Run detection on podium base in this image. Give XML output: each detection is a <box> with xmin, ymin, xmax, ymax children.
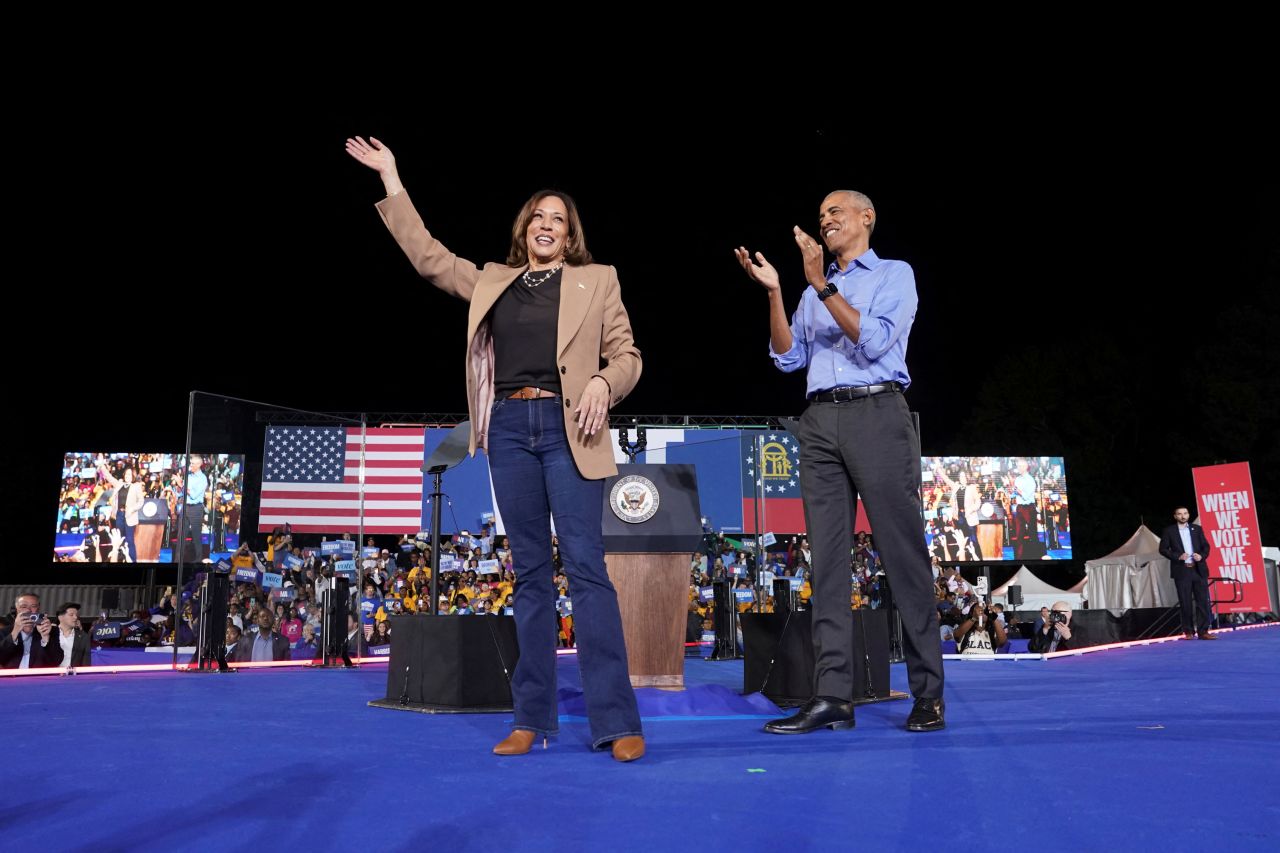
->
<box><xmin>630</xmin><ymin>674</ymin><xmax>684</xmax><ymax>689</ymax></box>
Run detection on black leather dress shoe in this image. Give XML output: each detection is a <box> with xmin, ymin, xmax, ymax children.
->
<box><xmin>763</xmin><ymin>697</ymin><xmax>855</xmax><ymax>734</ymax></box>
<box><xmin>906</xmin><ymin>697</ymin><xmax>945</xmax><ymax>732</ymax></box>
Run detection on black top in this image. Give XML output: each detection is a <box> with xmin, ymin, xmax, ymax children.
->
<box><xmin>491</xmin><ymin>267</ymin><xmax>563</xmax><ymax>398</ymax></box>
<box><xmin>117</xmin><ymin>486</ymin><xmax>129</xmax><ymax>512</ymax></box>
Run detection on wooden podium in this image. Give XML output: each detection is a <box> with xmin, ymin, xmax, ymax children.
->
<box><xmin>134</xmin><ymin>498</ymin><xmax>169</xmax><ymax>562</ymax></box>
<box><xmin>976</xmin><ymin>520</ymin><xmax>1004</xmax><ymax>562</ymax></box>
<box><xmin>602</xmin><ymin>464</ymin><xmax>703</xmax><ymax>690</ymax></box>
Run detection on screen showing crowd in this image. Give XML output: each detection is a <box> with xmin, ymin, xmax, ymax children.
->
<box><xmin>921</xmin><ymin>456</ymin><xmax>1070</xmax><ymax>562</ymax></box>
<box><xmin>54</xmin><ymin>452</ymin><xmax>244</xmax><ymax>564</ymax></box>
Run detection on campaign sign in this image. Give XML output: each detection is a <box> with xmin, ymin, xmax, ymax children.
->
<box><xmin>1193</xmin><ymin>462</ymin><xmax>1273</xmax><ymax>613</ymax></box>
<box><xmin>93</xmin><ymin>623</ymin><xmax>122</xmax><ymax>641</ymax></box>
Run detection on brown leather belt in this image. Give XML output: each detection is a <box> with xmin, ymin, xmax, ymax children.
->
<box><xmin>507</xmin><ymin>386</ymin><xmax>558</xmax><ymax>400</ymax></box>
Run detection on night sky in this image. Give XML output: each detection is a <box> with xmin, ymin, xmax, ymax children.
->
<box><xmin>16</xmin><ymin>87</ymin><xmax>1277</xmax><ymax>586</ymax></box>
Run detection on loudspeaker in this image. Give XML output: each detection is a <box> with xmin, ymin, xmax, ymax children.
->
<box><xmin>102</xmin><ymin>588</ymin><xmax>119</xmax><ymax>611</ymax></box>
<box><xmin>772</xmin><ymin>578</ymin><xmax>796</xmax><ymax>614</ymax></box>
<box><xmin>203</xmin><ymin>573</ymin><xmax>229</xmax><ymax>641</ymax></box>
<box><xmin>326</xmin><ymin>576</ymin><xmax>351</xmax><ymax>641</ymax></box>
<box><xmin>376</xmin><ymin>615</ymin><xmax>519</xmax><ymax>712</ymax></box>
<box><xmin>742</xmin><ymin>610</ymin><xmax>891</xmax><ymax>706</ymax></box>
<box><xmin>709</xmin><ymin>578</ymin><xmax>738</xmax><ymax>659</ymax></box>
<box><xmin>198</xmin><ymin>572</ymin><xmax>230</xmax><ymax>668</ymax></box>
<box><xmin>1008</xmin><ymin>585</ymin><xmax>1023</xmax><ymax>607</ymax></box>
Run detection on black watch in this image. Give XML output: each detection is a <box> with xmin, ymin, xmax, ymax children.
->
<box><xmin>816</xmin><ymin>283</ymin><xmax>839</xmax><ymax>301</ymax></box>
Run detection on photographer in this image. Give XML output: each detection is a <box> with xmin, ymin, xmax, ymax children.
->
<box><xmin>1028</xmin><ymin>601</ymin><xmax>1076</xmax><ymax>653</ymax></box>
<box><xmin>231</xmin><ymin>542</ymin><xmax>255</xmax><ymax>570</ymax></box>
<box><xmin>954</xmin><ymin>600</ymin><xmax>1007</xmax><ymax>656</ymax></box>
<box><xmin>267</xmin><ymin>525</ymin><xmax>292</xmax><ymax>569</ymax></box>
<box><xmin>1</xmin><ymin>593</ymin><xmax>60</xmax><ymax>669</ymax></box>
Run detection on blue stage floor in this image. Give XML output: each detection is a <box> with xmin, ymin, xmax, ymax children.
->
<box><xmin>4</xmin><ymin>628</ymin><xmax>1277</xmax><ymax>850</ymax></box>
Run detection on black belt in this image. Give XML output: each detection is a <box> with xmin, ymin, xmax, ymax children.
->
<box><xmin>809</xmin><ymin>382</ymin><xmax>903</xmax><ymax>403</ymax></box>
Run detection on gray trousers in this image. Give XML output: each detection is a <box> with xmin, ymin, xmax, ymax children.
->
<box><xmin>798</xmin><ymin>392</ymin><xmax>944</xmax><ymax>700</ymax></box>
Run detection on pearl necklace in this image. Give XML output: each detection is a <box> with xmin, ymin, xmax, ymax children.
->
<box><xmin>522</xmin><ymin>261</ymin><xmax>564</xmax><ymax>288</ymax></box>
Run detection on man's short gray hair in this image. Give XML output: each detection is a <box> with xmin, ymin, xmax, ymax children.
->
<box><xmin>826</xmin><ymin>190</ymin><xmax>876</xmax><ymax>234</ymax></box>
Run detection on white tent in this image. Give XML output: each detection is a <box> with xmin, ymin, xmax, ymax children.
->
<box><xmin>991</xmin><ymin>565</ymin><xmax>1081</xmax><ymax>612</ymax></box>
<box><xmin>1083</xmin><ymin>525</ymin><xmax>1178</xmax><ymax>611</ymax></box>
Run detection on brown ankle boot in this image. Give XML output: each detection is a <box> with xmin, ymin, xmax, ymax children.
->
<box><xmin>493</xmin><ymin>730</ymin><xmax>545</xmax><ymax>755</ymax></box>
<box><xmin>611</xmin><ymin>735</ymin><xmax>645</xmax><ymax>762</ymax></box>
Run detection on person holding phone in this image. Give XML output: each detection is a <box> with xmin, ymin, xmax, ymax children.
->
<box><xmin>1</xmin><ymin>593</ymin><xmax>60</xmax><ymax>668</ymax></box>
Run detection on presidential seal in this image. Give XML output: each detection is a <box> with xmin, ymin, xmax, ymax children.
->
<box><xmin>610</xmin><ymin>475</ymin><xmax>659</xmax><ymax>524</ymax></box>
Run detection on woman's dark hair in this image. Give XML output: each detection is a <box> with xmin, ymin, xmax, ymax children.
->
<box><xmin>506</xmin><ymin>189</ymin><xmax>593</xmax><ymax>267</ymax></box>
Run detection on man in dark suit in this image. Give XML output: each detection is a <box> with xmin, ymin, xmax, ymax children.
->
<box><xmin>233</xmin><ymin>609</ymin><xmax>291</xmax><ymax>662</ymax></box>
<box><xmin>1158</xmin><ymin>506</ymin><xmax>1217</xmax><ymax>640</ymax></box>
<box><xmin>345</xmin><ymin>612</ymin><xmax>367</xmax><ymax>658</ymax></box>
<box><xmin>1</xmin><ymin>593</ymin><xmax>62</xmax><ymax>669</ymax></box>
<box><xmin>52</xmin><ymin>602</ymin><xmax>92</xmax><ymax>668</ymax></box>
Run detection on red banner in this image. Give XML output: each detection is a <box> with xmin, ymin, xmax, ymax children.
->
<box><xmin>1192</xmin><ymin>462</ymin><xmax>1272</xmax><ymax>613</ymax></box>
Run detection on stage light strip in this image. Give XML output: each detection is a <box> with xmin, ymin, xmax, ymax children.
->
<box><xmin>1043</xmin><ymin>631</ymin><xmax>1226</xmax><ymax>659</ymax></box>
<box><xmin>0</xmin><ymin>656</ymin><xmax>391</xmax><ymax>678</ymax></box>
<box><xmin>946</xmin><ymin>622</ymin><xmax>1280</xmax><ymax>662</ymax></box>
<box><xmin>943</xmin><ymin>654</ymin><xmax>1047</xmax><ymax>661</ymax></box>
<box><xmin>1209</xmin><ymin>622</ymin><xmax>1280</xmax><ymax>634</ymax></box>
<box><xmin>0</xmin><ymin>663</ymin><xmax>176</xmax><ymax>677</ymax></box>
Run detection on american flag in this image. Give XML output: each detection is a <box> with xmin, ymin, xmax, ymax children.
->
<box><xmin>258</xmin><ymin>426</ymin><xmax>425</xmax><ymax>534</ymax></box>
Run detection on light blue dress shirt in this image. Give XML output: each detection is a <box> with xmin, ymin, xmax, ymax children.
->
<box><xmin>770</xmin><ymin>248</ymin><xmax>918</xmax><ymax>395</ymax></box>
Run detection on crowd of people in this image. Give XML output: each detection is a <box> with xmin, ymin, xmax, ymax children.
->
<box><xmin>19</xmin><ymin>522</ymin><xmax>1277</xmax><ymax>669</ymax></box>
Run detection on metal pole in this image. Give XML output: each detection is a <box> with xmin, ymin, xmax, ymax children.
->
<box><xmin>357</xmin><ymin>415</ymin><xmax>367</xmax><ymax>625</ymax></box>
<box><xmin>172</xmin><ymin>391</ymin><xmax>196</xmax><ymax>671</ymax></box>
<box><xmin>429</xmin><ymin>471</ymin><xmax>444</xmax><ymax>615</ymax></box>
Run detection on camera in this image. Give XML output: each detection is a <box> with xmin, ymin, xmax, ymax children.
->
<box><xmin>1050</xmin><ymin>610</ymin><xmax>1067</xmax><ymax>625</ymax></box>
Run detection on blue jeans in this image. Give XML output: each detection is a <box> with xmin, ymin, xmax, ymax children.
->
<box><xmin>114</xmin><ymin>511</ymin><xmax>137</xmax><ymax>563</ymax></box>
<box><xmin>487</xmin><ymin>396</ymin><xmax>642</xmax><ymax>748</ymax></box>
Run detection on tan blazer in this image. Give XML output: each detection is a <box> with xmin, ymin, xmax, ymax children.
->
<box><xmin>375</xmin><ymin>191</ymin><xmax>641</xmax><ymax>480</ymax></box>
<box><xmin>100</xmin><ymin>468</ymin><xmax>146</xmax><ymax>526</ymax></box>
